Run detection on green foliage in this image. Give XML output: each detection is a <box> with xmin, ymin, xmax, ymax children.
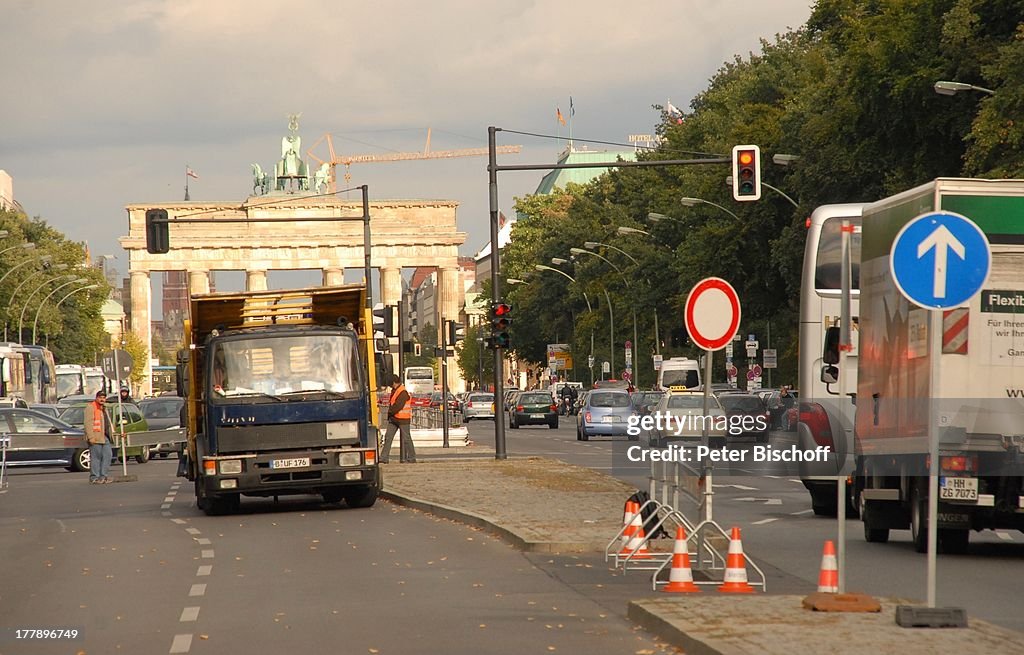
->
<box><xmin>454</xmin><ymin>324</ymin><xmax>494</xmax><ymax>389</ymax></box>
<box><xmin>120</xmin><ymin>330</ymin><xmax>149</xmax><ymax>387</ymax></box>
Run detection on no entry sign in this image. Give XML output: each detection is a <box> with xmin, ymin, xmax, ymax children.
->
<box><xmin>684</xmin><ymin>277</ymin><xmax>741</xmax><ymax>352</ymax></box>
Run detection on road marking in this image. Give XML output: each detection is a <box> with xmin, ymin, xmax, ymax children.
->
<box><xmin>196</xmin><ymin>565</ymin><xmax>212</xmax><ymax>576</ymax></box>
<box><xmin>788</xmin><ymin>479</ymin><xmax>802</xmax><ymax>483</ymax></box>
<box><xmin>168</xmin><ymin>490</ymin><xmax>177</xmax><ymax>496</ymax></box>
<box><xmin>186</xmin><ymin>528</ymin><xmax>201</xmax><ymax>535</ymax></box>
<box><xmin>170</xmin><ymin>633</ymin><xmax>193</xmax><ymax>653</ymax></box>
<box><xmin>164</xmin><ymin>496</ymin><xmax>176</xmax><ymax>502</ymax></box>
<box><xmin>179</xmin><ymin>607</ymin><xmax>200</xmax><ymax>622</ymax></box>
<box><xmin>196</xmin><ymin>537</ymin><xmax>211</xmax><ymax>545</ymax></box>
<box><xmin>189</xmin><ymin>584</ymin><xmax>206</xmax><ymax>597</ymax></box>
<box><xmin>752</xmin><ymin>518</ymin><xmax>779</xmax><ymax>525</ymax></box>
<box><xmin>790</xmin><ymin>509</ymin><xmax>814</xmax><ymax>516</ymax></box>
<box><xmin>171</xmin><ymin>518</ymin><xmax>187</xmax><ymax>525</ymax></box>
<box><xmin>996</xmin><ymin>531</ymin><xmax>1013</xmax><ymax>541</ymax></box>
<box><xmin>162</xmin><ymin>511</ymin><xmax>172</xmax><ymax>517</ymax></box>
<box><xmin>734</xmin><ymin>497</ymin><xmax>782</xmax><ymax>505</ymax></box>
<box><xmin>201</xmin><ymin>549</ymin><xmax>215</xmax><ymax>559</ymax></box>
<box><xmin>714</xmin><ymin>483</ymin><xmax>758</xmax><ymax>491</ymax></box>
<box><xmin>161</xmin><ymin>503</ymin><xmax>172</xmax><ymax>509</ymax></box>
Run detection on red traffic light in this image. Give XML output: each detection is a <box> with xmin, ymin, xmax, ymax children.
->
<box><xmin>492</xmin><ymin>303</ymin><xmax>512</xmax><ymax>316</ymax></box>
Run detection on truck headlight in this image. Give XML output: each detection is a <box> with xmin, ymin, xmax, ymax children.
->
<box><xmin>219</xmin><ymin>460</ymin><xmax>242</xmax><ymax>475</ymax></box>
<box><xmin>338</xmin><ymin>452</ymin><xmax>361</xmax><ymax>467</ymax></box>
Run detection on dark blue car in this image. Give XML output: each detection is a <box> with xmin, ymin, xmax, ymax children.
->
<box><xmin>0</xmin><ymin>408</ymin><xmax>87</xmax><ymax>472</ymax></box>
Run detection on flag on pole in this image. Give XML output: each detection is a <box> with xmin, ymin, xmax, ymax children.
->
<box><xmin>186</xmin><ymin>167</ymin><xmax>199</xmax><ymax>179</ymax></box>
<box><xmin>569</xmin><ymin>96</ymin><xmax>575</xmax><ymax>117</ymax></box>
<box><xmin>665</xmin><ymin>100</ymin><xmax>684</xmax><ymax>124</ymax></box>
<box><xmin>556</xmin><ymin>108</ymin><xmax>566</xmax><ymax>126</ymax></box>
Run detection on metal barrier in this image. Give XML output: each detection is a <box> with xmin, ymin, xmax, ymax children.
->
<box><xmin>410</xmin><ymin>407</ymin><xmax>463</xmax><ymax>429</ymax></box>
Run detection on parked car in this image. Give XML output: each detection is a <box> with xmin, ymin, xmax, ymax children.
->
<box><xmin>508</xmin><ymin>391</ymin><xmax>558</xmax><ymax>429</ymax></box>
<box><xmin>57</xmin><ymin>402</ymin><xmax>151</xmax><ymax>465</ymax></box>
<box><xmin>631</xmin><ymin>390</ymin><xmax>664</xmax><ymax>416</ymax></box>
<box><xmin>139</xmin><ymin>396</ymin><xmax>185</xmax><ymax>458</ymax></box>
<box><xmin>462</xmin><ymin>393</ymin><xmax>495</xmax><ymax>421</ymax></box>
<box><xmin>502</xmin><ymin>388</ymin><xmax>521</xmax><ymax>411</ymax></box>
<box><xmin>409</xmin><ymin>394</ymin><xmax>432</xmax><ymax>409</ymax></box>
<box><xmin>716</xmin><ymin>393</ymin><xmax>771</xmax><ymax>442</ymax></box>
<box><xmin>57</xmin><ymin>393</ymin><xmax>97</xmax><ymax>406</ymax></box>
<box><xmin>647</xmin><ymin>391</ymin><xmax>728</xmax><ymax>448</ymax></box>
<box><xmin>428</xmin><ymin>391</ymin><xmax>459</xmax><ymax>412</ymax></box>
<box><xmin>576</xmin><ymin>389</ymin><xmax>638</xmax><ymax>441</ymax></box>
<box><xmin>0</xmin><ymin>408</ymin><xmax>87</xmax><ymax>471</ymax></box>
<box><xmin>28</xmin><ymin>403</ymin><xmax>62</xmax><ymax>418</ymax></box>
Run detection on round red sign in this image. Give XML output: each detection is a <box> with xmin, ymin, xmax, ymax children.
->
<box><xmin>684</xmin><ymin>277</ymin><xmax>741</xmax><ymax>352</ymax></box>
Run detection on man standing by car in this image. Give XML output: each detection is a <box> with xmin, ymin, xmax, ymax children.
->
<box><xmin>381</xmin><ymin>374</ymin><xmax>416</xmax><ymax>464</ymax></box>
<box><xmin>85</xmin><ymin>390</ymin><xmax>114</xmax><ymax>484</ymax></box>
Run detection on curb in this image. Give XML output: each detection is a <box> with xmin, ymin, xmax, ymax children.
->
<box><xmin>626</xmin><ymin>601</ymin><xmax>739</xmax><ymax>655</ymax></box>
<box><xmin>380</xmin><ymin>488</ymin><xmax>607</xmax><ymax>553</ymax></box>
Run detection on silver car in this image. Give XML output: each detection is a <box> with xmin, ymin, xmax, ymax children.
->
<box><xmin>648</xmin><ymin>391</ymin><xmax>728</xmax><ymax>447</ymax></box>
<box><xmin>462</xmin><ymin>393</ymin><xmax>495</xmax><ymax>421</ymax></box>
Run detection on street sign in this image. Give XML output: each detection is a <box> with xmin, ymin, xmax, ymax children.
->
<box><xmin>727</xmin><ymin>364</ymin><xmax>738</xmax><ymax>378</ymax></box>
<box><xmin>684</xmin><ymin>277</ymin><xmax>741</xmax><ymax>352</ymax></box>
<box><xmin>588</xmin><ymin>355</ymin><xmax>595</xmax><ymax>368</ymax></box>
<box><xmin>602</xmin><ymin>361</ymin><xmax>610</xmax><ymax>374</ymax></box>
<box><xmin>763</xmin><ymin>349</ymin><xmax>777</xmax><ymax>369</ymax></box>
<box><xmin>725</xmin><ymin>343</ymin><xmax>733</xmax><ymax>357</ymax></box>
<box><xmin>101</xmin><ymin>349</ymin><xmax>133</xmax><ymax>381</ymax></box>
<box><xmin>751</xmin><ymin>364</ymin><xmax>763</xmax><ymax>377</ymax></box>
<box><xmin>746</xmin><ymin>369</ymin><xmax>755</xmax><ymax>381</ymax></box>
<box><xmin>652</xmin><ymin>354</ymin><xmax>663</xmax><ymax>369</ymax></box>
<box><xmin>890</xmin><ymin>211</ymin><xmax>991</xmax><ymax>309</ymax></box>
<box><xmin>744</xmin><ymin>340</ymin><xmax>759</xmax><ymax>350</ymax></box>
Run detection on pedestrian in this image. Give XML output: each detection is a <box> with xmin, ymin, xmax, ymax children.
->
<box><xmin>380</xmin><ymin>374</ymin><xmax>416</xmax><ymax>464</ymax></box>
<box><xmin>85</xmin><ymin>389</ymin><xmax>114</xmax><ymax>484</ymax></box>
<box><xmin>777</xmin><ymin>385</ymin><xmax>795</xmax><ymax>429</ymax></box>
<box><xmin>118</xmin><ymin>384</ymin><xmax>134</xmax><ymax>405</ymax></box>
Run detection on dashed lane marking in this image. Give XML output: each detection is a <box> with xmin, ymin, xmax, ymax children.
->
<box><xmin>752</xmin><ymin>518</ymin><xmax>779</xmax><ymax>525</ymax></box>
<box><xmin>179</xmin><ymin>607</ymin><xmax>200</xmax><ymax>622</ymax></box>
<box><xmin>189</xmin><ymin>584</ymin><xmax>207</xmax><ymax>597</ymax></box>
<box><xmin>170</xmin><ymin>633</ymin><xmax>193</xmax><ymax>653</ymax></box>
<box><xmin>196</xmin><ymin>565</ymin><xmax>212</xmax><ymax>576</ymax></box>
<box><xmin>196</xmin><ymin>537</ymin><xmax>211</xmax><ymax>545</ymax></box>
<box><xmin>186</xmin><ymin>528</ymin><xmax>201</xmax><ymax>535</ymax></box>
<box><xmin>201</xmin><ymin>550</ymin><xmax>215</xmax><ymax>559</ymax></box>
<box><xmin>790</xmin><ymin>509</ymin><xmax>814</xmax><ymax>516</ymax></box>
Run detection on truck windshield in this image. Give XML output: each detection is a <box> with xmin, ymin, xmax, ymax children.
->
<box><xmin>662</xmin><ymin>369</ymin><xmax>699</xmax><ymax>388</ymax></box>
<box><xmin>210</xmin><ymin>333</ymin><xmax>361</xmax><ymax>401</ymax></box>
<box><xmin>57</xmin><ymin>373</ymin><xmax>80</xmax><ymax>398</ymax></box>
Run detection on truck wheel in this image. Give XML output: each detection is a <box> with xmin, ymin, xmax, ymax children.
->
<box><xmin>135</xmin><ymin>449</ymin><xmax>150</xmax><ymax>464</ymax></box>
<box><xmin>939</xmin><ymin>529</ymin><xmax>969</xmax><ymax>554</ymax></box>
<box><xmin>345</xmin><ymin>484</ymin><xmax>378</xmax><ymax>509</ymax></box>
<box><xmin>810</xmin><ymin>487</ymin><xmax>837</xmax><ymax>517</ymax></box>
<box><xmin>194</xmin><ymin>478</ymin><xmax>209</xmax><ymax>511</ymax></box>
<box><xmin>204</xmin><ymin>493</ymin><xmax>239</xmax><ymax>516</ymax></box>
<box><xmin>910</xmin><ymin>487</ymin><xmax>928</xmax><ymax>553</ymax></box>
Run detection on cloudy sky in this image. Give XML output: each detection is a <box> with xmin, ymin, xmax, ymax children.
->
<box><xmin>1</xmin><ymin>0</ymin><xmax>813</xmax><ymax>288</ymax></box>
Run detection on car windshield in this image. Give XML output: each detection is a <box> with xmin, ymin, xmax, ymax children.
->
<box><xmin>520</xmin><ymin>394</ymin><xmax>552</xmax><ymax>404</ymax></box>
<box><xmin>666</xmin><ymin>395</ymin><xmax>707</xmax><ymax>409</ymax></box>
<box><xmin>141</xmin><ymin>399</ymin><xmax>183</xmax><ymax>419</ymax></box>
<box><xmin>209</xmin><ymin>333</ymin><xmax>361</xmax><ymax>401</ymax></box>
<box><xmin>468</xmin><ymin>394</ymin><xmax>493</xmax><ymax>402</ymax></box>
<box><xmin>589</xmin><ymin>392</ymin><xmax>631</xmax><ymax>408</ymax></box>
<box><xmin>719</xmin><ymin>396</ymin><xmax>765</xmax><ymax>412</ymax></box>
<box><xmin>56</xmin><ymin>373</ymin><xmax>80</xmax><ymax>398</ymax></box>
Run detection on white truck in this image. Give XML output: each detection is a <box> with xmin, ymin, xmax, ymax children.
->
<box><xmin>854</xmin><ymin>178</ymin><xmax>1024</xmax><ymax>553</ymax></box>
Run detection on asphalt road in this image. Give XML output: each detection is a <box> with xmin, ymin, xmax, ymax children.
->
<box><xmin>0</xmin><ymin>459</ymin><xmax>675</xmax><ymax>655</ymax></box>
<box><xmin>467</xmin><ymin>414</ymin><xmax>1024</xmax><ymax>632</ymax></box>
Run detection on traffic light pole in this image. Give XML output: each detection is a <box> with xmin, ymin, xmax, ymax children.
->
<box><xmin>441</xmin><ymin>318</ymin><xmax>450</xmax><ymax>448</ymax></box>
<box><xmin>488</xmin><ymin>128</ymin><xmax>507</xmax><ymax>460</ymax></box>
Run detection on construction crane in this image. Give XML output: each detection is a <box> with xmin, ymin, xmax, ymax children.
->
<box><xmin>305</xmin><ymin>128</ymin><xmax>522</xmax><ymax>192</ymax></box>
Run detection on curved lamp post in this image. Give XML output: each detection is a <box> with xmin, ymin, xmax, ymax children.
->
<box><xmin>934</xmin><ymin>80</ymin><xmax>995</xmax><ymax>96</ymax></box>
<box><xmin>19</xmin><ymin>274</ymin><xmax>77</xmax><ymax>340</ymax></box>
<box><xmin>591</xmin><ymin>238</ymin><xmax>661</xmax><ymax>362</ymax></box>
<box><xmin>0</xmin><ymin>240</ymin><xmax>34</xmax><ymax>261</ymax></box>
<box><xmin>0</xmin><ymin>249</ymin><xmax>46</xmax><ymax>288</ymax></box>
<box><xmin>2</xmin><ymin>254</ymin><xmax>53</xmax><ymax>340</ymax></box>
<box><xmin>647</xmin><ymin>212</ymin><xmax>685</xmax><ymax>227</ymax></box>
<box><xmin>550</xmin><ymin>257</ymin><xmax>614</xmax><ymax>377</ymax></box>
<box><xmin>571</xmin><ymin>246</ymin><xmax>636</xmax><ymax>381</ymax></box>
<box><xmin>535</xmin><ymin>264</ymin><xmax>597</xmax><ymax>385</ymax></box>
<box><xmin>680</xmin><ymin>196</ymin><xmax>740</xmax><ymax>220</ymax></box>
<box><xmin>619</xmin><ymin>226</ymin><xmax>652</xmax><ymax>237</ymax></box>
<box><xmin>33</xmin><ymin>279</ymin><xmax>94</xmax><ymax>344</ymax></box>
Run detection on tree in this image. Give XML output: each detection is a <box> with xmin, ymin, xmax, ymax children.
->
<box><xmin>455</xmin><ymin>324</ymin><xmax>494</xmax><ymax>390</ymax></box>
<box><xmin>120</xmin><ymin>329</ymin><xmax>149</xmax><ymax>388</ymax></box>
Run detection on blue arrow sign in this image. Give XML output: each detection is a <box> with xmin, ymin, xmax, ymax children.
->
<box><xmin>890</xmin><ymin>211</ymin><xmax>990</xmax><ymax>309</ymax></box>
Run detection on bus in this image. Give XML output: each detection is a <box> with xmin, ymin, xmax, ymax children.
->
<box><xmin>796</xmin><ymin>203</ymin><xmax>865</xmax><ymax>516</ymax></box>
<box><xmin>0</xmin><ymin>342</ymin><xmax>30</xmax><ymax>405</ymax></box>
<box><xmin>56</xmin><ymin>364</ymin><xmax>85</xmax><ymax>399</ymax></box>
<box><xmin>403</xmin><ymin>366</ymin><xmax>435</xmax><ymax>396</ymax></box>
<box><xmin>22</xmin><ymin>345</ymin><xmax>57</xmax><ymax>404</ymax></box>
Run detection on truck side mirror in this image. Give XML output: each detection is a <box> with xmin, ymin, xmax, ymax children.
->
<box><xmin>821</xmin><ymin>364</ymin><xmax>838</xmax><ymax>385</ymax></box>
<box><xmin>822</xmin><ymin>326</ymin><xmax>840</xmax><ymax>365</ymax></box>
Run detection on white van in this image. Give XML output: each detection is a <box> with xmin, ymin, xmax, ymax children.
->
<box><xmin>656</xmin><ymin>357</ymin><xmax>701</xmax><ymax>390</ymax></box>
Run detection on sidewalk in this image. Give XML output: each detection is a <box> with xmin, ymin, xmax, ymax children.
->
<box><xmin>381</xmin><ymin>452</ymin><xmax>1024</xmax><ymax>654</ymax></box>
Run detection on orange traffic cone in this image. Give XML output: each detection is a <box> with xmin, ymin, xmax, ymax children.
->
<box><xmin>663</xmin><ymin>526</ymin><xmax>700</xmax><ymax>593</ymax></box>
<box><xmin>619</xmin><ymin>501</ymin><xmax>638</xmax><ymax>555</ymax></box>
<box><xmin>817</xmin><ymin>540</ymin><xmax>838</xmax><ymax>593</ymax></box>
<box><xmin>718</xmin><ymin>527</ymin><xmax>755</xmax><ymax>593</ymax></box>
<box><xmin>621</xmin><ymin>502</ymin><xmax>652</xmax><ymax>559</ymax></box>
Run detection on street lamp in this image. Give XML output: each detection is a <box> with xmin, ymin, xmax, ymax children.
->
<box><xmin>583</xmin><ymin>241</ymin><xmax>639</xmax><ymax>266</ymax></box>
<box><xmin>33</xmin><ymin>278</ymin><xmax>92</xmax><ymax>344</ymax></box>
<box><xmin>0</xmin><ymin>240</ymin><xmax>34</xmax><ymax>260</ymax></box>
<box><xmin>583</xmin><ymin>241</ymin><xmax>646</xmax><ymax>382</ymax></box>
<box><xmin>934</xmin><ymin>80</ymin><xmax>995</xmax><ymax>96</ymax></box>
<box><xmin>535</xmin><ymin>264</ymin><xmax>597</xmax><ymax>385</ymax></box>
<box><xmin>4</xmin><ymin>262</ymin><xmax>66</xmax><ymax>340</ymax></box>
<box><xmin>772</xmin><ymin>153</ymin><xmax>801</xmax><ymax>166</ymax></box>
<box><xmin>679</xmin><ymin>196</ymin><xmax>740</xmax><ymax>220</ymax></box>
<box><xmin>0</xmin><ymin>250</ymin><xmax>47</xmax><ymax>288</ymax></box>
<box><xmin>0</xmin><ymin>231</ymin><xmax>9</xmax><ymax>239</ymax></box>
<box><xmin>646</xmin><ymin>212</ymin><xmax>686</xmax><ymax>227</ymax></box>
<box><xmin>506</xmin><ymin>278</ymin><xmax>528</xmax><ymax>285</ymax></box>
<box><xmin>553</xmin><ymin>256</ymin><xmax>615</xmax><ymax>378</ymax></box>
<box><xmin>619</xmin><ymin>226</ymin><xmax>652</xmax><ymax>237</ymax></box>
<box><xmin>19</xmin><ymin>274</ymin><xmax>77</xmax><ymax>341</ymax></box>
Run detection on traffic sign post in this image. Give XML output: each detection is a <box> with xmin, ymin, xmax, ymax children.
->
<box><xmin>684</xmin><ymin>277</ymin><xmax>741</xmax><ymax>555</ymax></box>
<box><xmin>891</xmin><ymin>211</ymin><xmax>991</xmax><ymax>610</ymax></box>
<box><xmin>763</xmin><ymin>349</ymin><xmax>777</xmax><ymax>369</ymax></box>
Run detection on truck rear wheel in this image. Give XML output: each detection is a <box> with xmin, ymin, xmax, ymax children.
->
<box><xmin>345</xmin><ymin>484</ymin><xmax>378</xmax><ymax>508</ymax></box>
<box><xmin>861</xmin><ymin>496</ymin><xmax>890</xmax><ymax>543</ymax></box>
<box><xmin>910</xmin><ymin>487</ymin><xmax>928</xmax><ymax>553</ymax></box>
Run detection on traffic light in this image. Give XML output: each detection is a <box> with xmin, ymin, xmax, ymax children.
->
<box><xmin>145</xmin><ymin>208</ymin><xmax>170</xmax><ymax>254</ymax></box>
<box><xmin>447</xmin><ymin>321</ymin><xmax>465</xmax><ymax>345</ymax></box>
<box><xmin>731</xmin><ymin>145</ymin><xmax>761</xmax><ymax>201</ymax></box>
<box><xmin>489</xmin><ymin>302</ymin><xmax>512</xmax><ymax>349</ymax></box>
<box><xmin>372</xmin><ymin>304</ymin><xmax>397</xmax><ymax>337</ymax></box>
